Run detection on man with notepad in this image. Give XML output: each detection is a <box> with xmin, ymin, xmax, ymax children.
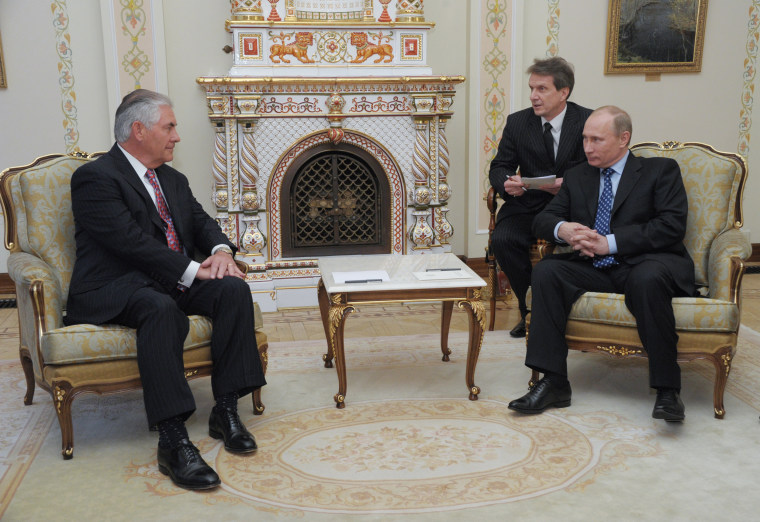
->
<box><xmin>489</xmin><ymin>57</ymin><xmax>592</xmax><ymax>338</ymax></box>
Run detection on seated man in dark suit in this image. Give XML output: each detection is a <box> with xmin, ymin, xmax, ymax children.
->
<box><xmin>65</xmin><ymin>89</ymin><xmax>266</xmax><ymax>489</ymax></box>
<box><xmin>489</xmin><ymin>56</ymin><xmax>592</xmax><ymax>338</ymax></box>
<box><xmin>508</xmin><ymin>106</ymin><xmax>696</xmax><ymax>421</ymax></box>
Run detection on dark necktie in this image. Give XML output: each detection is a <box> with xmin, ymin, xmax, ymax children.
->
<box><xmin>593</xmin><ymin>168</ymin><xmax>618</xmax><ymax>269</ymax></box>
<box><xmin>145</xmin><ymin>169</ymin><xmax>183</xmax><ymax>253</ymax></box>
<box><xmin>543</xmin><ymin>122</ymin><xmax>555</xmax><ymax>164</ymax></box>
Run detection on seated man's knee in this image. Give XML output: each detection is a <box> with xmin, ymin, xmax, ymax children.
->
<box><xmin>626</xmin><ymin>263</ymin><xmax>673</xmax><ymax>298</ymax></box>
<box><xmin>219</xmin><ymin>276</ymin><xmax>251</xmax><ymax>301</ymax></box>
<box><xmin>532</xmin><ymin>258</ymin><xmax>561</xmax><ymax>284</ymax></box>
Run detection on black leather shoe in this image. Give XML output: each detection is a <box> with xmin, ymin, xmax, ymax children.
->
<box><xmin>209</xmin><ymin>407</ymin><xmax>258</xmax><ymax>454</ymax></box>
<box><xmin>157</xmin><ymin>439</ymin><xmax>220</xmax><ymax>490</ymax></box>
<box><xmin>509</xmin><ymin>318</ymin><xmax>526</xmax><ymax>338</ymax></box>
<box><xmin>652</xmin><ymin>389</ymin><xmax>685</xmax><ymax>422</ymax></box>
<box><xmin>508</xmin><ymin>377</ymin><xmax>572</xmax><ymax>414</ymax></box>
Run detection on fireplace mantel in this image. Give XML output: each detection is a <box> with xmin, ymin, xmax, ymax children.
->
<box><xmin>197</xmin><ymin>1</ymin><xmax>464</xmax><ymax>310</ymax></box>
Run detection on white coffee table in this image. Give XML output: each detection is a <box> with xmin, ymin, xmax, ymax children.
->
<box><xmin>317</xmin><ymin>253</ymin><xmax>487</xmax><ymax>408</ymax></box>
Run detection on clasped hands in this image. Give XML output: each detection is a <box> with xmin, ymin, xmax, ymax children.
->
<box><xmin>197</xmin><ymin>251</ymin><xmax>245</xmax><ymax>280</ymax></box>
<box><xmin>503</xmin><ymin>174</ymin><xmax>563</xmax><ymax>197</ymax></box>
<box><xmin>558</xmin><ymin>222</ymin><xmax>610</xmax><ymax>259</ymax></box>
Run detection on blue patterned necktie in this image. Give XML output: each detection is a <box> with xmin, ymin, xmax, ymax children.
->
<box><xmin>593</xmin><ymin>168</ymin><xmax>618</xmax><ymax>269</ymax></box>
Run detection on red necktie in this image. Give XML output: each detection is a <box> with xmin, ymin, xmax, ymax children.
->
<box><xmin>145</xmin><ymin>169</ymin><xmax>183</xmax><ymax>253</ymax></box>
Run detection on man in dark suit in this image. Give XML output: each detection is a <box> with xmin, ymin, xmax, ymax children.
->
<box><xmin>489</xmin><ymin>56</ymin><xmax>592</xmax><ymax>338</ymax></box>
<box><xmin>65</xmin><ymin>89</ymin><xmax>266</xmax><ymax>489</ymax></box>
<box><xmin>508</xmin><ymin>106</ymin><xmax>695</xmax><ymax>421</ymax></box>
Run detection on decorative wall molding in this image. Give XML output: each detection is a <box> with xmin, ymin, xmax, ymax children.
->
<box><xmin>546</xmin><ymin>0</ymin><xmax>560</xmax><ymax>57</ymax></box>
<box><xmin>477</xmin><ymin>0</ymin><xmax>512</xmax><ymax>231</ymax></box>
<box><xmin>100</xmin><ymin>0</ymin><xmax>167</xmax><ymax>132</ymax></box>
<box><xmin>738</xmin><ymin>0</ymin><xmax>760</xmax><ymax>159</ymax></box>
<box><xmin>51</xmin><ymin>0</ymin><xmax>80</xmax><ymax>153</ymax></box>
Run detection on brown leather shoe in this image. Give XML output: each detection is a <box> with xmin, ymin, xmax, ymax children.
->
<box><xmin>509</xmin><ymin>317</ymin><xmax>526</xmax><ymax>338</ymax></box>
<box><xmin>508</xmin><ymin>377</ymin><xmax>571</xmax><ymax>413</ymax></box>
<box><xmin>209</xmin><ymin>407</ymin><xmax>258</xmax><ymax>454</ymax></box>
<box><xmin>157</xmin><ymin>439</ymin><xmax>220</xmax><ymax>490</ymax></box>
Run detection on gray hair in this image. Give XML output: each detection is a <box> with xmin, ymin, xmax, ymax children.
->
<box><xmin>114</xmin><ymin>89</ymin><xmax>173</xmax><ymax>143</ymax></box>
<box><xmin>527</xmin><ymin>56</ymin><xmax>576</xmax><ymax>97</ymax></box>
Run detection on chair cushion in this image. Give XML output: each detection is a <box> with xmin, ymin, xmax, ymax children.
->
<box><xmin>41</xmin><ymin>315</ymin><xmax>214</xmax><ymax>365</ymax></box>
<box><xmin>41</xmin><ymin>303</ymin><xmax>265</xmax><ymax>365</ymax></box>
<box><xmin>567</xmin><ymin>292</ymin><xmax>740</xmax><ymax>333</ymax></box>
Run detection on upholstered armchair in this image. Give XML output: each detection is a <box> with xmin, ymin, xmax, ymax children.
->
<box><xmin>1</xmin><ymin>152</ymin><xmax>269</xmax><ymax>459</ymax></box>
<box><xmin>526</xmin><ymin>141</ymin><xmax>750</xmax><ymax>418</ymax></box>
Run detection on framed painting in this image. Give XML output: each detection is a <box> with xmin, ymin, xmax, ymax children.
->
<box><xmin>0</xmin><ymin>30</ymin><xmax>6</xmax><ymax>88</ymax></box>
<box><xmin>605</xmin><ymin>0</ymin><xmax>708</xmax><ymax>74</ymax></box>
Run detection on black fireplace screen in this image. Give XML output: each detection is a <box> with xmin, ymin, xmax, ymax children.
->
<box><xmin>282</xmin><ymin>147</ymin><xmax>390</xmax><ymax>257</ymax></box>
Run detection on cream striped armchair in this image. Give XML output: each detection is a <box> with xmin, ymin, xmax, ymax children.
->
<box><xmin>1</xmin><ymin>152</ymin><xmax>269</xmax><ymax>459</ymax></box>
<box><xmin>527</xmin><ymin>141</ymin><xmax>751</xmax><ymax>418</ymax></box>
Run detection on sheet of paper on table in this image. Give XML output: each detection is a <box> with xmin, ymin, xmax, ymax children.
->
<box><xmin>413</xmin><ymin>269</ymin><xmax>471</xmax><ymax>281</ymax></box>
<box><xmin>332</xmin><ymin>270</ymin><xmax>390</xmax><ymax>284</ymax></box>
<box><xmin>522</xmin><ymin>175</ymin><xmax>556</xmax><ymax>188</ymax></box>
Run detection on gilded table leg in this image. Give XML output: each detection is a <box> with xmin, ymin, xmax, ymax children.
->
<box><xmin>440</xmin><ymin>301</ymin><xmax>453</xmax><ymax>361</ymax></box>
<box><xmin>459</xmin><ymin>296</ymin><xmax>486</xmax><ymax>401</ymax></box>
<box><xmin>317</xmin><ymin>279</ymin><xmax>333</xmax><ymax>368</ymax></box>
<box><xmin>328</xmin><ymin>299</ymin><xmax>354</xmax><ymax>409</ymax></box>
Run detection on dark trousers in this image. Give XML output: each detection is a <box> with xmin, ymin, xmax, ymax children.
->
<box><xmin>527</xmin><ymin>257</ymin><xmax>686</xmax><ymax>390</ymax></box>
<box><xmin>113</xmin><ymin>276</ymin><xmax>266</xmax><ymax>426</ymax></box>
<box><xmin>492</xmin><ymin>212</ymin><xmax>536</xmax><ymax>317</ymax></box>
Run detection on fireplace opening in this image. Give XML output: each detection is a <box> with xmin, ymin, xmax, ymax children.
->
<box><xmin>281</xmin><ymin>143</ymin><xmax>391</xmax><ymax>257</ymax></box>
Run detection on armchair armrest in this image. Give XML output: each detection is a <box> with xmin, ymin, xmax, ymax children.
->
<box><xmin>7</xmin><ymin>252</ymin><xmax>65</xmax><ymax>331</ymax></box>
<box><xmin>706</xmin><ymin>228</ymin><xmax>751</xmax><ymax>302</ymax></box>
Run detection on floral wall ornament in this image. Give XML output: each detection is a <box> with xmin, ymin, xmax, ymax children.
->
<box><xmin>52</xmin><ymin>0</ymin><xmax>80</xmax><ymax>153</ymax></box>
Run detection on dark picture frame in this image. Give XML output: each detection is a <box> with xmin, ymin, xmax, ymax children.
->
<box><xmin>605</xmin><ymin>0</ymin><xmax>708</xmax><ymax>74</ymax></box>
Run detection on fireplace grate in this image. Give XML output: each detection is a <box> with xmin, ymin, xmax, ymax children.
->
<box><xmin>291</xmin><ymin>152</ymin><xmax>379</xmax><ymax>248</ymax></box>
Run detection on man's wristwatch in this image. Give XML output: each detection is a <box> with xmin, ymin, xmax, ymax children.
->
<box><xmin>216</xmin><ymin>246</ymin><xmax>234</xmax><ymax>256</ymax></box>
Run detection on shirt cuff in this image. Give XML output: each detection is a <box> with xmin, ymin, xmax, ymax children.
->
<box><xmin>212</xmin><ymin>244</ymin><xmax>232</xmax><ymax>255</ymax></box>
<box><xmin>553</xmin><ymin>221</ymin><xmax>567</xmax><ymax>243</ymax></box>
<box><xmin>606</xmin><ymin>234</ymin><xmax>618</xmax><ymax>254</ymax></box>
<box><xmin>179</xmin><ymin>260</ymin><xmax>201</xmax><ymax>288</ymax></box>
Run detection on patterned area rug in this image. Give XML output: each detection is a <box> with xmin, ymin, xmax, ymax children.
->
<box><xmin>3</xmin><ymin>328</ymin><xmax>760</xmax><ymax>520</ymax></box>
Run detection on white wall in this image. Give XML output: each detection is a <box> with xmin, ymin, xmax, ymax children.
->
<box><xmin>1</xmin><ymin>0</ymin><xmax>757</xmax><ymax>272</ymax></box>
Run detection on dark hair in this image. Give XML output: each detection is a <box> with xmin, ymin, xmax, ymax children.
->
<box><xmin>114</xmin><ymin>89</ymin><xmax>173</xmax><ymax>143</ymax></box>
<box><xmin>527</xmin><ymin>57</ymin><xmax>575</xmax><ymax>96</ymax></box>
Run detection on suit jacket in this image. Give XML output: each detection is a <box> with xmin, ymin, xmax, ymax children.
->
<box><xmin>489</xmin><ymin>101</ymin><xmax>592</xmax><ymax>222</ymax></box>
<box><xmin>532</xmin><ymin>152</ymin><xmax>695</xmax><ymax>296</ymax></box>
<box><xmin>65</xmin><ymin>144</ymin><xmax>235</xmax><ymax>325</ymax></box>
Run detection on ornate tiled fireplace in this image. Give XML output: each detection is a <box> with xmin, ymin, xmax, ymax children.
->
<box><xmin>198</xmin><ymin>0</ymin><xmax>464</xmax><ymax>310</ymax></box>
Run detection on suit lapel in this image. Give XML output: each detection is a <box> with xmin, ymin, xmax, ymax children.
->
<box><xmin>110</xmin><ymin>145</ymin><xmax>167</xmax><ymax>233</ymax></box>
<box><xmin>528</xmin><ymin>114</ymin><xmax>544</xmax><ymax>157</ymax></box>
<box><xmin>555</xmin><ymin>104</ymin><xmax>579</xmax><ymax>167</ymax></box>
<box><xmin>580</xmin><ymin>163</ymin><xmax>600</xmax><ymax>222</ymax></box>
<box><xmin>611</xmin><ymin>152</ymin><xmax>641</xmax><ymax>215</ymax></box>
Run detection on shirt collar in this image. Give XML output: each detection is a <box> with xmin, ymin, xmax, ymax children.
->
<box><xmin>542</xmin><ymin>104</ymin><xmax>568</xmax><ymax>131</ymax></box>
<box><xmin>118</xmin><ymin>144</ymin><xmax>151</xmax><ymax>178</ymax></box>
<box><xmin>604</xmin><ymin>150</ymin><xmax>630</xmax><ymax>177</ymax></box>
